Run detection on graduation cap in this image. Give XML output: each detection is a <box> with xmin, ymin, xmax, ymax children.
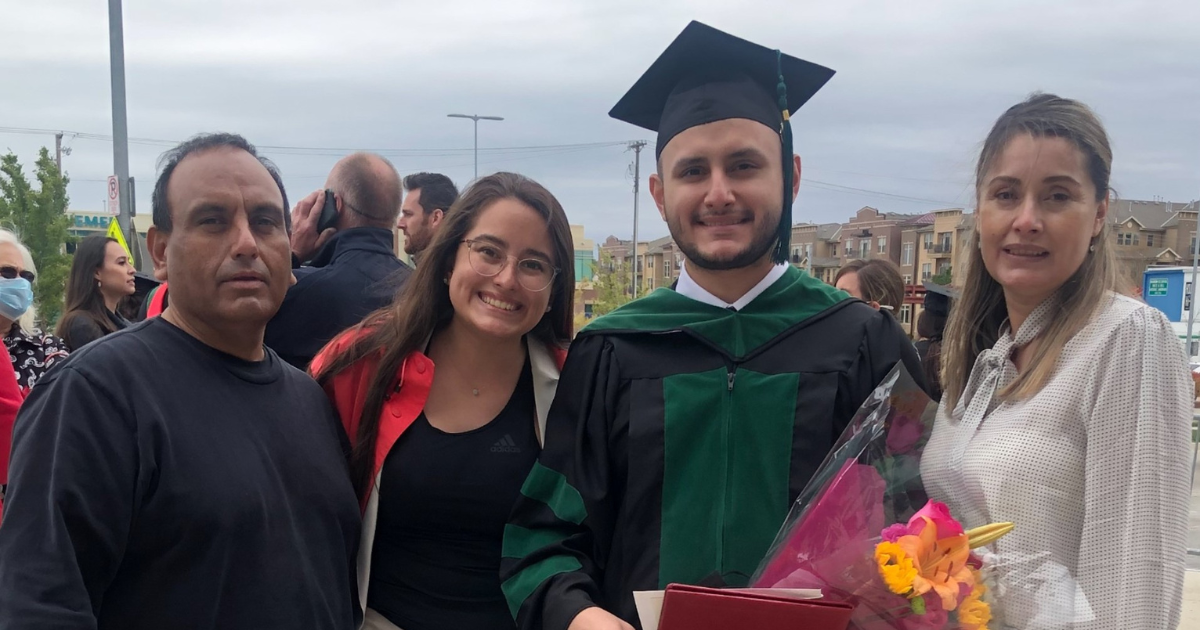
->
<box><xmin>609</xmin><ymin>21</ymin><xmax>835</xmax><ymax>263</ymax></box>
<box><xmin>922</xmin><ymin>281</ymin><xmax>959</xmax><ymax>318</ymax></box>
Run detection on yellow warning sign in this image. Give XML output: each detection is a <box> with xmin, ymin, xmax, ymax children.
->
<box><xmin>105</xmin><ymin>220</ymin><xmax>132</xmax><ymax>258</ymax></box>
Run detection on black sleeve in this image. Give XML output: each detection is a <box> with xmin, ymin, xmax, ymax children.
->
<box><xmin>501</xmin><ymin>334</ymin><xmax>621</xmax><ymax>630</ymax></box>
<box><xmin>836</xmin><ymin>310</ymin><xmax>929</xmax><ymax>434</ymax></box>
<box><xmin>62</xmin><ymin>316</ymin><xmax>105</xmax><ymax>352</ymax></box>
<box><xmin>0</xmin><ymin>366</ymin><xmax>138</xmax><ymax>628</ymax></box>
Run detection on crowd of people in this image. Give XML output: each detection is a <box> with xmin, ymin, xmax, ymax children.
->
<box><xmin>0</xmin><ymin>19</ymin><xmax>1193</xmax><ymax>630</ymax></box>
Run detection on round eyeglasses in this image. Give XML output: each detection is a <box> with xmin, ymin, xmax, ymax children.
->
<box><xmin>462</xmin><ymin>239</ymin><xmax>558</xmax><ymax>292</ymax></box>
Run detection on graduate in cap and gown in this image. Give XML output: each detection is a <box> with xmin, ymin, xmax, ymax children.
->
<box><xmin>501</xmin><ymin>22</ymin><xmax>926</xmax><ymax>630</ymax></box>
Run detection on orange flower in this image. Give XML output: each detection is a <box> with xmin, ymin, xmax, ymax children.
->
<box><xmin>894</xmin><ymin>514</ymin><xmax>975</xmax><ymax>611</ymax></box>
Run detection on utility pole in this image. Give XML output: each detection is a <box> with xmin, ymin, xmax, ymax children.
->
<box><xmin>629</xmin><ymin>141</ymin><xmax>647</xmax><ymax>299</ymax></box>
<box><xmin>54</xmin><ymin>133</ymin><xmax>63</xmax><ymax>173</ymax></box>
<box><xmin>107</xmin><ymin>0</ymin><xmax>133</xmax><ymax>245</ymax></box>
<box><xmin>447</xmin><ymin>113</ymin><xmax>504</xmax><ymax>180</ymax></box>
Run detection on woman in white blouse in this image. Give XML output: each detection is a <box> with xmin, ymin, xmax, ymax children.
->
<box><xmin>921</xmin><ymin>93</ymin><xmax>1192</xmax><ymax>629</ymax></box>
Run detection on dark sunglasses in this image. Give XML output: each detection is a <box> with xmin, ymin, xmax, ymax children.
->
<box><xmin>0</xmin><ymin>266</ymin><xmax>35</xmax><ymax>283</ymax></box>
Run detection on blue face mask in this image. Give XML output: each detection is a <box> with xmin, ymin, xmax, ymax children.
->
<box><xmin>0</xmin><ymin>277</ymin><xmax>33</xmax><ymax>321</ymax></box>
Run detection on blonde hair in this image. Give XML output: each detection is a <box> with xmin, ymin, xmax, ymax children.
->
<box><xmin>0</xmin><ymin>229</ymin><xmax>39</xmax><ymax>332</ymax></box>
<box><xmin>941</xmin><ymin>94</ymin><xmax>1121</xmax><ymax>410</ymax></box>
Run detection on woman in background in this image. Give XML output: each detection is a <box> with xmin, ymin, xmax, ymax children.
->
<box><xmin>55</xmin><ymin>235</ymin><xmax>136</xmax><ymax>351</ymax></box>
<box><xmin>0</xmin><ymin>229</ymin><xmax>68</xmax><ymax>395</ymax></box>
<box><xmin>835</xmin><ymin>258</ymin><xmax>904</xmax><ymax>313</ymax></box>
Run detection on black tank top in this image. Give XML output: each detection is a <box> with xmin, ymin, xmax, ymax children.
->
<box><xmin>367</xmin><ymin>360</ymin><xmax>538</xmax><ymax>630</ymax></box>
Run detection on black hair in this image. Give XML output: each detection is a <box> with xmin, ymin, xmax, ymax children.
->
<box><xmin>151</xmin><ymin>132</ymin><xmax>290</xmax><ymax>233</ymax></box>
<box><xmin>402</xmin><ymin>172</ymin><xmax>459</xmax><ymax>216</ymax></box>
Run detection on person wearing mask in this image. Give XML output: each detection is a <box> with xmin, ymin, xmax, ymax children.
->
<box><xmin>55</xmin><ymin>234</ymin><xmax>136</xmax><ymax>351</ymax></box>
<box><xmin>501</xmin><ymin>23</ymin><xmax>924</xmax><ymax>630</ymax></box>
<box><xmin>398</xmin><ymin>172</ymin><xmax>458</xmax><ymax>262</ymax></box>
<box><xmin>311</xmin><ymin>172</ymin><xmax>573</xmax><ymax>630</ymax></box>
<box><xmin>834</xmin><ymin>258</ymin><xmax>905</xmax><ymax>313</ymax></box>
<box><xmin>922</xmin><ymin>94</ymin><xmax>1192</xmax><ymax>629</ymax></box>
<box><xmin>265</xmin><ymin>153</ymin><xmax>412</xmax><ymax>370</ymax></box>
<box><xmin>0</xmin><ymin>229</ymin><xmax>69</xmax><ymax>395</ymax></box>
<box><xmin>0</xmin><ymin>229</ymin><xmax>60</xmax><ymax>526</ymax></box>
<box><xmin>0</xmin><ymin>133</ymin><xmax>361</xmax><ymax>629</ymax></box>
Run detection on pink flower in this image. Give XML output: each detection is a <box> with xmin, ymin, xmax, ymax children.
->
<box><xmin>910</xmin><ymin>501</ymin><xmax>963</xmax><ymax>538</ymax></box>
<box><xmin>881</xmin><ymin>523</ymin><xmax>909</xmax><ymax>542</ymax></box>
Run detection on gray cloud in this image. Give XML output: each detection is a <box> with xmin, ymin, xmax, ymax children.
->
<box><xmin>2</xmin><ymin>0</ymin><xmax>1196</xmax><ymax>246</ymax></box>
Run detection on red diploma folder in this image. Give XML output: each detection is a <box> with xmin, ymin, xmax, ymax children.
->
<box><xmin>657</xmin><ymin>584</ymin><xmax>853</xmax><ymax>630</ymax></box>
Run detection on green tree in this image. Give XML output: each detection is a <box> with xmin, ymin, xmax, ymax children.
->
<box><xmin>0</xmin><ymin>148</ymin><xmax>74</xmax><ymax>327</ymax></box>
<box><xmin>589</xmin><ymin>249</ymin><xmax>650</xmax><ymax>317</ymax></box>
<box><xmin>931</xmin><ymin>265</ymin><xmax>952</xmax><ymax>286</ymax></box>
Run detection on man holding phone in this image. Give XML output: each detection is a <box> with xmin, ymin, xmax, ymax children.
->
<box><xmin>265</xmin><ymin>152</ymin><xmax>411</xmax><ymax>370</ymax></box>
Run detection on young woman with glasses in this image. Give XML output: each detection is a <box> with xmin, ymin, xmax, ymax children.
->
<box><xmin>311</xmin><ymin>172</ymin><xmax>574</xmax><ymax>630</ymax></box>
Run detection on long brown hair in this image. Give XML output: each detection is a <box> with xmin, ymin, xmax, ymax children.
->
<box><xmin>835</xmin><ymin>258</ymin><xmax>904</xmax><ymax>312</ymax></box>
<box><xmin>56</xmin><ymin>235</ymin><xmax>120</xmax><ymax>338</ymax></box>
<box><xmin>314</xmin><ymin>172</ymin><xmax>575</xmax><ymax>499</ymax></box>
<box><xmin>941</xmin><ymin>94</ymin><xmax>1120</xmax><ymax>410</ymax></box>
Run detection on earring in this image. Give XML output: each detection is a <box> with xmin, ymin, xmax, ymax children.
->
<box><xmin>443</xmin><ymin>276</ymin><xmax>450</xmax><ymax>285</ymax></box>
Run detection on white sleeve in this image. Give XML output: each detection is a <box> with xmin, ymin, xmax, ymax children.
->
<box><xmin>1076</xmin><ymin>306</ymin><xmax>1192</xmax><ymax>629</ymax></box>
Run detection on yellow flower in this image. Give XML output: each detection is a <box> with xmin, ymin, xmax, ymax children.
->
<box><xmin>958</xmin><ymin>570</ymin><xmax>991</xmax><ymax>629</ymax></box>
<box><xmin>875</xmin><ymin>541</ymin><xmax>918</xmax><ymax>596</ymax></box>
<box><xmin>958</xmin><ymin>597</ymin><xmax>991</xmax><ymax>629</ymax></box>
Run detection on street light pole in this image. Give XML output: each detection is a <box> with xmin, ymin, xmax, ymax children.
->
<box><xmin>447</xmin><ymin>113</ymin><xmax>503</xmax><ymax>180</ymax></box>
<box><xmin>107</xmin><ymin>0</ymin><xmax>132</xmax><ymax>240</ymax></box>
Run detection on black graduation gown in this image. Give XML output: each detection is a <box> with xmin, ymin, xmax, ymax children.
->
<box><xmin>500</xmin><ymin>266</ymin><xmax>926</xmax><ymax>630</ymax></box>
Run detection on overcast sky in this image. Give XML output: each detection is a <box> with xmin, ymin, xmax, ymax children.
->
<box><xmin>2</xmin><ymin>0</ymin><xmax>1197</xmax><ymax>246</ymax></box>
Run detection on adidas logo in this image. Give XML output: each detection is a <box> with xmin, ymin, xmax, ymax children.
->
<box><xmin>491</xmin><ymin>434</ymin><xmax>521</xmax><ymax>454</ymax></box>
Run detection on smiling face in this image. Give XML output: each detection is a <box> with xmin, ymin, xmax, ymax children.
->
<box><xmin>977</xmin><ymin>133</ymin><xmax>1107</xmax><ymax>308</ymax></box>
<box><xmin>446</xmin><ymin>197</ymin><xmax>555</xmax><ymax>342</ymax></box>
<box><xmin>650</xmin><ymin>118</ymin><xmax>784</xmax><ymax>271</ymax></box>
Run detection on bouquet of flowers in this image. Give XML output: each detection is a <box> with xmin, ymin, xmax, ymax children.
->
<box><xmin>751</xmin><ymin>365</ymin><xmax>1013</xmax><ymax>629</ymax></box>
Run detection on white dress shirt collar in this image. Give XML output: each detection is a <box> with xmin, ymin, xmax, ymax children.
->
<box><xmin>674</xmin><ymin>262</ymin><xmax>790</xmax><ymax>311</ymax></box>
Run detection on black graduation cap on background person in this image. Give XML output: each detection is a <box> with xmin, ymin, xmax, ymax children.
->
<box><xmin>922</xmin><ymin>281</ymin><xmax>959</xmax><ymax>318</ymax></box>
<box><xmin>608</xmin><ymin>21</ymin><xmax>835</xmax><ymax>264</ymax></box>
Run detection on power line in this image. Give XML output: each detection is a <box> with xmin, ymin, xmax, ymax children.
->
<box><xmin>0</xmin><ymin>126</ymin><xmax>635</xmax><ymax>157</ymax></box>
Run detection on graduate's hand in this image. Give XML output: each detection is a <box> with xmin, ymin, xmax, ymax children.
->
<box><xmin>567</xmin><ymin>607</ymin><xmax>635</xmax><ymax>630</ymax></box>
<box><xmin>290</xmin><ymin>189</ymin><xmax>336</xmax><ymax>262</ymax></box>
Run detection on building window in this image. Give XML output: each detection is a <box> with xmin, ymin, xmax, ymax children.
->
<box><xmin>922</xmin><ymin>233</ymin><xmax>934</xmax><ymax>250</ymax></box>
<box><xmin>1132</xmin><ymin>234</ymin><xmax>1139</xmax><ymax>246</ymax></box>
<box><xmin>878</xmin><ymin>236</ymin><xmax>887</xmax><ymax>253</ymax></box>
<box><xmin>903</xmin><ymin>274</ymin><xmax>912</xmax><ymax>285</ymax></box>
<box><xmin>921</xmin><ymin>263</ymin><xmax>932</xmax><ymax>281</ymax></box>
<box><xmin>647</xmin><ymin>258</ymin><xmax>653</xmax><ymax>269</ymax></box>
<box><xmin>938</xmin><ymin>232</ymin><xmax>952</xmax><ymax>251</ymax></box>
<box><xmin>860</xmin><ymin>240</ymin><xmax>870</xmax><ymax>259</ymax></box>
<box><xmin>899</xmin><ymin>304</ymin><xmax>911</xmax><ymax>325</ymax></box>
<box><xmin>901</xmin><ymin>242</ymin><xmax>913</xmax><ymax>265</ymax></box>
<box><xmin>845</xmin><ymin>239</ymin><xmax>854</xmax><ymax>256</ymax></box>
<box><xmin>1146</xmin><ymin>234</ymin><xmax>1154</xmax><ymax>248</ymax></box>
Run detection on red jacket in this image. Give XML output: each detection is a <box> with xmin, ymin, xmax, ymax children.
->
<box><xmin>0</xmin><ymin>354</ymin><xmax>26</xmax><ymax>525</ymax></box>
<box><xmin>309</xmin><ymin>328</ymin><xmax>566</xmax><ymax>613</ymax></box>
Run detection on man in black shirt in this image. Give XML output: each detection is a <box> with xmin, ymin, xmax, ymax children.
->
<box><xmin>0</xmin><ymin>133</ymin><xmax>362</xmax><ymax>629</ymax></box>
<box><xmin>265</xmin><ymin>153</ymin><xmax>411</xmax><ymax>370</ymax></box>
